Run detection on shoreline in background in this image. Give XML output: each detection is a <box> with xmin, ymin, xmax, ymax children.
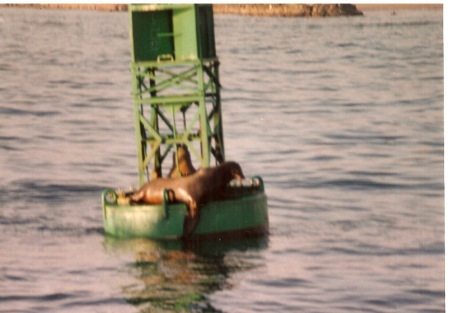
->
<box><xmin>355</xmin><ymin>3</ymin><xmax>442</xmax><ymax>11</ymax></box>
<box><xmin>0</xmin><ymin>4</ymin><xmax>127</xmax><ymax>11</ymax></box>
<box><xmin>213</xmin><ymin>4</ymin><xmax>363</xmax><ymax>17</ymax></box>
<box><xmin>0</xmin><ymin>3</ymin><xmax>443</xmax><ymax>14</ymax></box>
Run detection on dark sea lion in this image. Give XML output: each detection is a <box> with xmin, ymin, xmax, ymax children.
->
<box><xmin>130</xmin><ymin>161</ymin><xmax>245</xmax><ymax>237</ymax></box>
<box><xmin>168</xmin><ymin>145</ymin><xmax>197</xmax><ymax>178</ymax></box>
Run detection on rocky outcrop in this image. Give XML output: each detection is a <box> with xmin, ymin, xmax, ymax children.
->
<box><xmin>212</xmin><ymin>4</ymin><xmax>363</xmax><ymax>17</ymax></box>
<box><xmin>0</xmin><ymin>4</ymin><xmax>363</xmax><ymax>16</ymax></box>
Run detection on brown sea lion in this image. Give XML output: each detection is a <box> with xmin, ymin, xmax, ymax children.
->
<box><xmin>168</xmin><ymin>145</ymin><xmax>197</xmax><ymax>178</ymax></box>
<box><xmin>130</xmin><ymin>161</ymin><xmax>245</xmax><ymax>238</ymax></box>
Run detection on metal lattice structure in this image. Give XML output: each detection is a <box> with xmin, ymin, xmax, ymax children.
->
<box><xmin>129</xmin><ymin>4</ymin><xmax>225</xmax><ymax>186</ymax></box>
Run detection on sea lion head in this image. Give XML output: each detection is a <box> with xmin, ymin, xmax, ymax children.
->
<box><xmin>175</xmin><ymin>144</ymin><xmax>189</xmax><ymax>159</ymax></box>
<box><xmin>222</xmin><ymin>161</ymin><xmax>245</xmax><ymax>181</ymax></box>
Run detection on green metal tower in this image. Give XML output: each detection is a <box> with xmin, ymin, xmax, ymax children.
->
<box><xmin>129</xmin><ymin>4</ymin><xmax>225</xmax><ymax>186</ymax></box>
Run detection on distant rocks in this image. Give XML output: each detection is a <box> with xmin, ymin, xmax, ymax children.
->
<box><xmin>0</xmin><ymin>4</ymin><xmax>363</xmax><ymax>17</ymax></box>
<box><xmin>212</xmin><ymin>4</ymin><xmax>363</xmax><ymax>17</ymax></box>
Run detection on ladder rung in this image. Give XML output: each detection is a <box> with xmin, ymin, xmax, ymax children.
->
<box><xmin>135</xmin><ymin>94</ymin><xmax>203</xmax><ymax>105</ymax></box>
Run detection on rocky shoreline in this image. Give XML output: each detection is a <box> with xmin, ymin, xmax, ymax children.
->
<box><xmin>0</xmin><ymin>3</ymin><xmax>128</xmax><ymax>12</ymax></box>
<box><xmin>0</xmin><ymin>4</ymin><xmax>443</xmax><ymax>16</ymax></box>
<box><xmin>213</xmin><ymin>4</ymin><xmax>362</xmax><ymax>17</ymax></box>
<box><xmin>0</xmin><ymin>4</ymin><xmax>363</xmax><ymax>16</ymax></box>
<box><xmin>355</xmin><ymin>3</ymin><xmax>442</xmax><ymax>11</ymax></box>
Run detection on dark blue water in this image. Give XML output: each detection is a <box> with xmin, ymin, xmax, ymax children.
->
<box><xmin>0</xmin><ymin>7</ymin><xmax>444</xmax><ymax>313</ymax></box>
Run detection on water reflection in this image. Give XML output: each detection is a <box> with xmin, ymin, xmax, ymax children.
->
<box><xmin>103</xmin><ymin>236</ymin><xmax>269</xmax><ymax>312</ymax></box>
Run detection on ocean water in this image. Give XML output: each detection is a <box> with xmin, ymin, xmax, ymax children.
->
<box><xmin>0</xmin><ymin>7</ymin><xmax>444</xmax><ymax>313</ymax></box>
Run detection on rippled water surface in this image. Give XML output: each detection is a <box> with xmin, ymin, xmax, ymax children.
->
<box><xmin>0</xmin><ymin>8</ymin><xmax>444</xmax><ymax>313</ymax></box>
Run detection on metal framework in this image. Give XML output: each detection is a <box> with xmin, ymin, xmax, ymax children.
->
<box><xmin>128</xmin><ymin>4</ymin><xmax>224</xmax><ymax>186</ymax></box>
<box><xmin>131</xmin><ymin>58</ymin><xmax>224</xmax><ymax>185</ymax></box>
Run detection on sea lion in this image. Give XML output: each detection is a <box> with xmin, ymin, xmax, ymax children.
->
<box><xmin>168</xmin><ymin>144</ymin><xmax>197</xmax><ymax>178</ymax></box>
<box><xmin>130</xmin><ymin>161</ymin><xmax>245</xmax><ymax>238</ymax></box>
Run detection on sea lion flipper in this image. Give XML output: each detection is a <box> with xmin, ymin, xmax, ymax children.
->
<box><xmin>187</xmin><ymin>200</ymin><xmax>198</xmax><ymax>218</ymax></box>
<box><xmin>183</xmin><ymin>201</ymin><xmax>199</xmax><ymax>238</ymax></box>
<box><xmin>129</xmin><ymin>191</ymin><xmax>141</xmax><ymax>204</ymax></box>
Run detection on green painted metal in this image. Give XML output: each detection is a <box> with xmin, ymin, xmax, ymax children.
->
<box><xmin>129</xmin><ymin>4</ymin><xmax>222</xmax><ymax>185</ymax></box>
<box><xmin>130</xmin><ymin>10</ymin><xmax>174</xmax><ymax>62</ymax></box>
<box><xmin>102</xmin><ymin>178</ymin><xmax>268</xmax><ymax>239</ymax></box>
<box><xmin>129</xmin><ymin>4</ymin><xmax>216</xmax><ymax>62</ymax></box>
